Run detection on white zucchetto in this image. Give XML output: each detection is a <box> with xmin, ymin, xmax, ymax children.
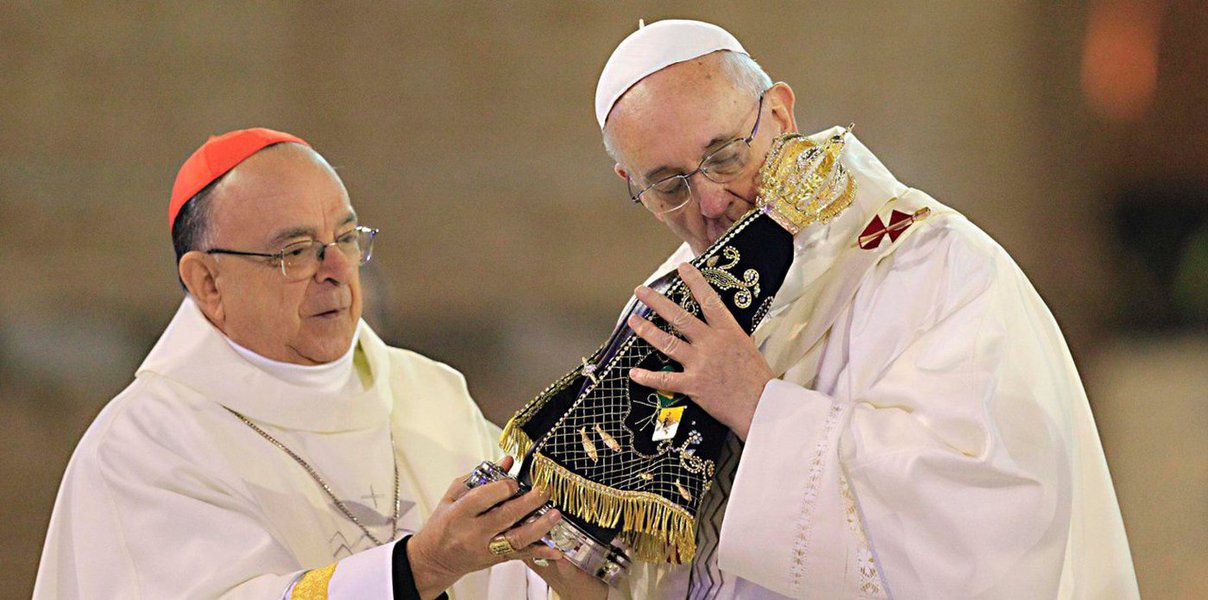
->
<box><xmin>594</xmin><ymin>19</ymin><xmax>748</xmax><ymax>130</ymax></box>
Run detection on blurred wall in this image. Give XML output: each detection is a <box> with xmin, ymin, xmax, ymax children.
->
<box><xmin>1</xmin><ymin>2</ymin><xmax>1204</xmax><ymax>597</ymax></box>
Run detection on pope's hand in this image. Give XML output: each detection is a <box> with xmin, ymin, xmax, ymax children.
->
<box><xmin>628</xmin><ymin>262</ymin><xmax>775</xmax><ymax>441</ymax></box>
<box><xmin>524</xmin><ymin>553</ymin><xmax>608</xmax><ymax>600</ymax></box>
<box><xmin>407</xmin><ymin>456</ymin><xmax>564</xmax><ymax>599</ymax></box>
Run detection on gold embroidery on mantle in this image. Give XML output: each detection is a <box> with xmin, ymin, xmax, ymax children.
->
<box><xmin>700</xmin><ymin>246</ymin><xmax>761</xmax><ymax>309</ymax></box>
<box><xmin>291</xmin><ymin>563</ymin><xmax>337</xmax><ymax>600</ymax></box>
<box><xmin>579</xmin><ymin>427</ymin><xmax>600</xmax><ymax>462</ymax></box>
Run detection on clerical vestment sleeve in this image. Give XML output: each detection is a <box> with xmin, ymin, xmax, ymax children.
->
<box><xmin>715</xmin><ymin>380</ymin><xmax>840</xmax><ymax>595</ymax></box>
<box><xmin>323</xmin><ymin>540</ymin><xmax>397</xmax><ymax>598</ymax></box>
<box><xmin>719</xmin><ymin>223</ymin><xmax>1076</xmax><ymax>599</ymax></box>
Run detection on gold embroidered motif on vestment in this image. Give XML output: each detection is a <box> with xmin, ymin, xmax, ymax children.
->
<box><xmin>699</xmin><ymin>247</ymin><xmax>762</xmax><ymax>309</ymax></box>
<box><xmin>291</xmin><ymin>563</ymin><xmax>337</xmax><ymax>600</ymax></box>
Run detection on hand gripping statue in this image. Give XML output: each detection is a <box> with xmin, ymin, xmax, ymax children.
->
<box><xmin>474</xmin><ymin>128</ymin><xmax>863</xmax><ymax>584</ymax></box>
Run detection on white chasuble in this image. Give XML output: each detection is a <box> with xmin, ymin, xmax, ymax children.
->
<box><xmin>35</xmin><ymin>298</ymin><xmax>543</xmax><ymax>599</ymax></box>
<box><xmin>610</xmin><ymin>128</ymin><xmax>1138</xmax><ymax>599</ymax></box>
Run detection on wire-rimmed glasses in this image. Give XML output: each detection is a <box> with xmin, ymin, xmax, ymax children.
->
<box><xmin>206</xmin><ymin>225</ymin><xmax>379</xmax><ymax>281</ymax></box>
<box><xmin>627</xmin><ymin>90</ymin><xmax>767</xmax><ymax>216</ymax></box>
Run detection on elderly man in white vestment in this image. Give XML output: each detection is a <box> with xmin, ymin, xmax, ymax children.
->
<box><xmin>539</xmin><ymin>20</ymin><xmax>1140</xmax><ymax>600</ymax></box>
<box><xmin>33</xmin><ymin>128</ymin><xmax>570</xmax><ymax>599</ymax></box>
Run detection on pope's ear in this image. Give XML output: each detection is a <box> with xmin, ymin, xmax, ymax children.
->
<box><xmin>614</xmin><ymin>163</ymin><xmax>629</xmax><ymax>181</ymax></box>
<box><xmin>765</xmin><ymin>82</ymin><xmax>798</xmax><ymax>135</ymax></box>
<box><xmin>179</xmin><ymin>251</ymin><xmax>223</xmax><ymax>321</ymax></box>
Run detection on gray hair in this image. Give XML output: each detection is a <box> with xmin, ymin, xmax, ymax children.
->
<box><xmin>601</xmin><ymin>50</ymin><xmax>774</xmax><ymax>164</ymax></box>
<box><xmin>172</xmin><ymin>180</ymin><xmax>219</xmax><ymax>264</ymax></box>
<box><xmin>171</xmin><ymin>179</ymin><xmax>220</xmax><ymax>290</ymax></box>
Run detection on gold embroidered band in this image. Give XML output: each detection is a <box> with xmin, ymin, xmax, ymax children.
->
<box><xmin>291</xmin><ymin>563</ymin><xmax>337</xmax><ymax>600</ymax></box>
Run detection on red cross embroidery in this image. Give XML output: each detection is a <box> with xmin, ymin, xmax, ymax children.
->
<box><xmin>858</xmin><ymin>207</ymin><xmax>932</xmax><ymax>250</ymax></box>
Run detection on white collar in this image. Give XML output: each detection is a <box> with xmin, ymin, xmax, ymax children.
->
<box><xmin>138</xmin><ymin>297</ymin><xmax>391</xmax><ymax>433</ymax></box>
<box><xmin>222</xmin><ymin>328</ymin><xmax>361</xmax><ymax>394</ymax></box>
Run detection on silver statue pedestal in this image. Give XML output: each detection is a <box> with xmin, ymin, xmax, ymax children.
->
<box><xmin>464</xmin><ymin>461</ymin><xmax>631</xmax><ymax>585</ymax></box>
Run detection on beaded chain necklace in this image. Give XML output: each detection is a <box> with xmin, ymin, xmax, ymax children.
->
<box><xmin>225</xmin><ymin>407</ymin><xmax>400</xmax><ymax>546</ymax></box>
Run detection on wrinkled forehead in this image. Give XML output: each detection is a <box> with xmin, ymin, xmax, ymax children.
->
<box><xmin>211</xmin><ymin>144</ymin><xmax>354</xmax><ymax>238</ymax></box>
<box><xmin>219</xmin><ymin>143</ymin><xmax>344</xmax><ymax>194</ymax></box>
<box><xmin>607</xmin><ymin>59</ymin><xmax>754</xmax><ymax>167</ymax></box>
<box><xmin>611</xmin><ymin>55</ymin><xmax>747</xmax><ymax>116</ymax></box>
<box><xmin>254</xmin><ymin>142</ymin><xmax>335</xmax><ymax>173</ymax></box>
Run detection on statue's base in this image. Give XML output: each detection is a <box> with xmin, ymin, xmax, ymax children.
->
<box><xmin>464</xmin><ymin>461</ymin><xmax>631</xmax><ymax>586</ymax></box>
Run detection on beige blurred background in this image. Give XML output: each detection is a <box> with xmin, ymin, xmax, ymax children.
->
<box><xmin>2</xmin><ymin>2</ymin><xmax>1205</xmax><ymax>597</ymax></box>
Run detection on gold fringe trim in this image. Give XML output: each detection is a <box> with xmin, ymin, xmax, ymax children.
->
<box><xmin>529</xmin><ymin>453</ymin><xmax>697</xmax><ymax>564</ymax></box>
<box><xmin>498</xmin><ymin>416</ymin><xmax>535</xmax><ymax>458</ymax></box>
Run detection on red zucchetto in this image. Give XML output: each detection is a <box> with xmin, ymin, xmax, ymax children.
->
<box><xmin>169</xmin><ymin>127</ymin><xmax>310</xmax><ymax>232</ymax></box>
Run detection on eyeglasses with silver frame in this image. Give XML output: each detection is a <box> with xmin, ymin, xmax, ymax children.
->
<box><xmin>627</xmin><ymin>90</ymin><xmax>768</xmax><ymax>216</ymax></box>
<box><xmin>206</xmin><ymin>225</ymin><xmax>379</xmax><ymax>281</ymax></box>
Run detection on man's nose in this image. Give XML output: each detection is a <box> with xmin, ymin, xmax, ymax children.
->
<box><xmin>313</xmin><ymin>242</ymin><xmax>355</xmax><ymax>283</ymax></box>
<box><xmin>690</xmin><ymin>176</ymin><xmax>732</xmax><ymax>219</ymax></box>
